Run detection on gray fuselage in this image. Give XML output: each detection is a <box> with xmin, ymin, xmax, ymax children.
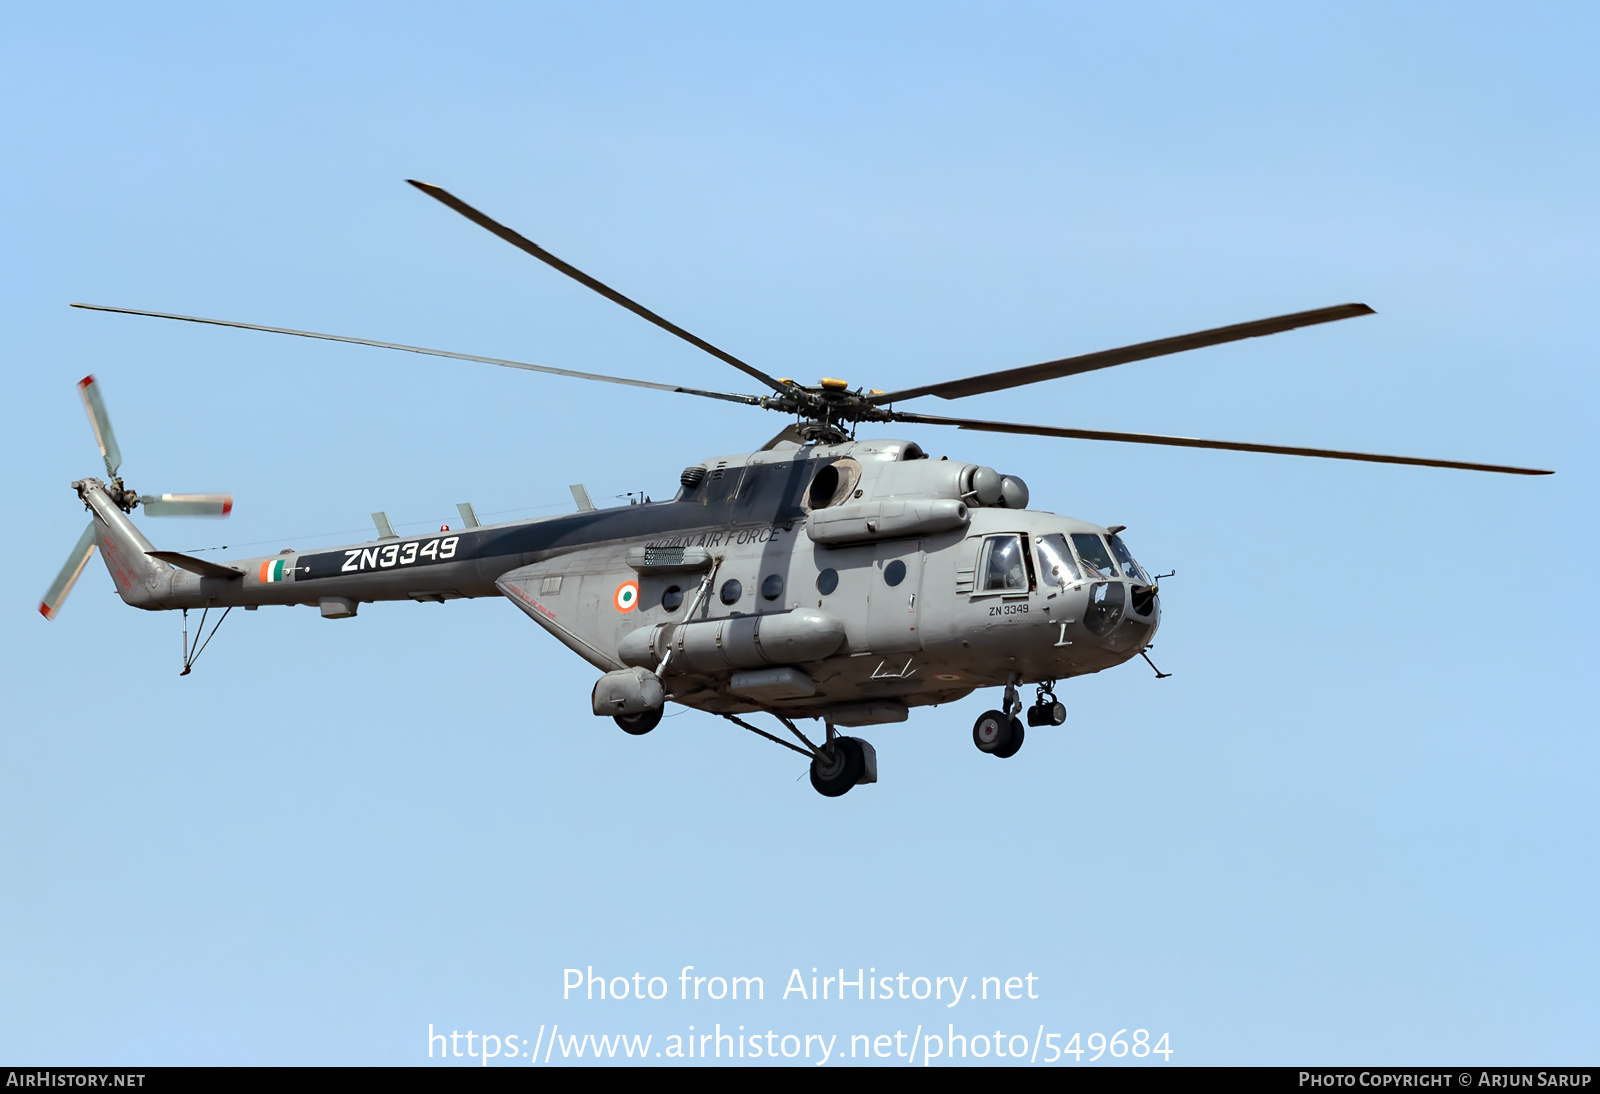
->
<box><xmin>90</xmin><ymin>437</ymin><xmax>1160</xmax><ymax>724</ymax></box>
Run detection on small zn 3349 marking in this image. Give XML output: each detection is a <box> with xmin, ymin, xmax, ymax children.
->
<box><xmin>989</xmin><ymin>602</ymin><xmax>1029</xmax><ymax>616</ymax></box>
<box><xmin>341</xmin><ymin>536</ymin><xmax>459</xmax><ymax>573</ymax></box>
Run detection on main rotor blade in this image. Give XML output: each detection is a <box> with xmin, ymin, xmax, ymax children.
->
<box><xmin>892</xmin><ymin>410</ymin><xmax>1554</xmax><ymax>476</ymax></box>
<box><xmin>76</xmin><ymin>375</ymin><xmax>123</xmax><ymax>478</ymax></box>
<box><xmin>70</xmin><ymin>304</ymin><xmax>763</xmax><ymax>408</ymax></box>
<box><xmin>407</xmin><ymin>180</ymin><xmax>789</xmax><ymax>395</ymax></box>
<box><xmin>870</xmin><ymin>303</ymin><xmax>1376</xmax><ymax>405</ymax></box>
<box><xmin>40</xmin><ymin>522</ymin><xmax>99</xmax><ymax>620</ymax></box>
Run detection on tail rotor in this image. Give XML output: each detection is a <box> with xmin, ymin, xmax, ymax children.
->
<box><xmin>41</xmin><ymin>375</ymin><xmax>234</xmax><ymax>619</ymax></box>
<box><xmin>77</xmin><ymin>374</ymin><xmax>123</xmax><ymax>480</ymax></box>
<box><xmin>38</xmin><ymin>523</ymin><xmax>99</xmax><ymax>620</ymax></box>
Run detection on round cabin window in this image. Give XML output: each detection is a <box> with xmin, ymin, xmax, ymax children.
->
<box><xmin>661</xmin><ymin>585</ymin><xmax>683</xmax><ymax>611</ymax></box>
<box><xmin>719</xmin><ymin>579</ymin><xmax>743</xmax><ymax>605</ymax></box>
<box><xmin>884</xmin><ymin>560</ymin><xmax>907</xmax><ymax>587</ymax></box>
<box><xmin>761</xmin><ymin>574</ymin><xmax>784</xmax><ymax>601</ymax></box>
<box><xmin>816</xmin><ymin>568</ymin><xmax>839</xmax><ymax>595</ymax></box>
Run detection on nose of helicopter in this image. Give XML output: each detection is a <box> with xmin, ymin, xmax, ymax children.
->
<box><xmin>1080</xmin><ymin>576</ymin><xmax>1160</xmax><ymax>654</ymax></box>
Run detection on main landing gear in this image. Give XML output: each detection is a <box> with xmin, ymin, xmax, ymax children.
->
<box><xmin>809</xmin><ymin>736</ymin><xmax>868</xmax><ymax>797</ymax></box>
<box><xmin>718</xmin><ymin>712</ymin><xmax>878</xmax><ymax>799</ymax></box>
<box><xmin>973</xmin><ymin>679</ymin><xmax>1065</xmax><ymax>758</ymax></box>
<box><xmin>613</xmin><ymin>708</ymin><xmax>663</xmax><ymax>735</ymax></box>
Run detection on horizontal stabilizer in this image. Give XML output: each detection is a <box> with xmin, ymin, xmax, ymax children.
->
<box><xmin>147</xmin><ymin>551</ymin><xmax>244</xmax><ymax>579</ymax></box>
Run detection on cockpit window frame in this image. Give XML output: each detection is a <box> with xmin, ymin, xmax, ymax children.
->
<box><xmin>1070</xmin><ymin>532</ymin><xmax>1120</xmax><ymax>579</ymax></box>
<box><xmin>1036</xmin><ymin>532</ymin><xmax>1083</xmax><ymax>587</ymax></box>
<box><xmin>1106</xmin><ymin>533</ymin><xmax>1149</xmax><ymax>584</ymax></box>
<box><xmin>975</xmin><ymin>533</ymin><xmax>1034</xmax><ymax>596</ymax></box>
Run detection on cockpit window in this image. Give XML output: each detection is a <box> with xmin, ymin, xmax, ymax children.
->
<box><xmin>980</xmin><ymin>535</ymin><xmax>1030</xmax><ymax>592</ymax></box>
<box><xmin>1036</xmin><ymin>533</ymin><xmax>1081</xmax><ymax>587</ymax></box>
<box><xmin>1107</xmin><ymin>534</ymin><xmax>1149</xmax><ymax>584</ymax></box>
<box><xmin>1070</xmin><ymin>533</ymin><xmax>1119</xmax><ymax>578</ymax></box>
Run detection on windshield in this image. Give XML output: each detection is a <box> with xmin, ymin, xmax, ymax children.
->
<box><xmin>1036</xmin><ymin>533</ymin><xmax>1081</xmax><ymax>587</ymax></box>
<box><xmin>1070</xmin><ymin>533</ymin><xmax>1119</xmax><ymax>578</ymax></box>
<box><xmin>1107</xmin><ymin>534</ymin><xmax>1149</xmax><ymax>583</ymax></box>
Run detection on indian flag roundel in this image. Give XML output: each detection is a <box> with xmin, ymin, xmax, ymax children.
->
<box><xmin>614</xmin><ymin>580</ymin><xmax>639</xmax><ymax>612</ymax></box>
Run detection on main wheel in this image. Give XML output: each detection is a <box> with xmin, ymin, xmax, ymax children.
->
<box><xmin>614</xmin><ymin>708</ymin><xmax>663</xmax><ymax>735</ymax></box>
<box><xmin>994</xmin><ymin>717</ymin><xmax>1025</xmax><ymax>758</ymax></box>
<box><xmin>972</xmin><ymin>709</ymin><xmax>1014</xmax><ymax>754</ymax></box>
<box><xmin>809</xmin><ymin>737</ymin><xmax>866</xmax><ymax>797</ymax></box>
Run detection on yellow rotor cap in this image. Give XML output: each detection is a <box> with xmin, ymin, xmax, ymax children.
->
<box><xmin>819</xmin><ymin>377</ymin><xmax>849</xmax><ymax>390</ymax></box>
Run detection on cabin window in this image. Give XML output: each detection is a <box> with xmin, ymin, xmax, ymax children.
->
<box><xmin>720</xmin><ymin>579</ymin><xmax>743</xmax><ymax>605</ymax></box>
<box><xmin>661</xmin><ymin>585</ymin><xmax>684</xmax><ymax>612</ymax></box>
<box><xmin>883</xmin><ymin>559</ymin><xmax>907</xmax><ymax>587</ymax></box>
<box><xmin>816</xmin><ymin>568</ymin><xmax>839</xmax><ymax>595</ymax></box>
<box><xmin>761</xmin><ymin>574</ymin><xmax>784</xmax><ymax>601</ymax></box>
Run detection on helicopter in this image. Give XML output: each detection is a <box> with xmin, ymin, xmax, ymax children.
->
<box><xmin>43</xmin><ymin>180</ymin><xmax>1552</xmax><ymax>798</ymax></box>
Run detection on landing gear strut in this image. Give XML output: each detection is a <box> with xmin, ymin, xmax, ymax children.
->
<box><xmin>719</xmin><ymin>713</ymin><xmax>878</xmax><ymax>798</ymax></box>
<box><xmin>975</xmin><ymin>674</ymin><xmax>1060</xmax><ymax>757</ymax></box>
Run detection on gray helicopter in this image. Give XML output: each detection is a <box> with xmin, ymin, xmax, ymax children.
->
<box><xmin>43</xmin><ymin>182</ymin><xmax>1552</xmax><ymax>797</ymax></box>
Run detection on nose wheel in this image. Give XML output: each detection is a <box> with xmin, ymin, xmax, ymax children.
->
<box><xmin>972</xmin><ymin>709</ymin><xmax>1025</xmax><ymax>758</ymax></box>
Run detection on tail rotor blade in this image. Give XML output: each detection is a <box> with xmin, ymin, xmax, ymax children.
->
<box><xmin>40</xmin><ymin>523</ymin><xmax>99</xmax><ymax>620</ymax></box>
<box><xmin>137</xmin><ymin>493</ymin><xmax>234</xmax><ymax>518</ymax></box>
<box><xmin>76</xmin><ymin>375</ymin><xmax>123</xmax><ymax>478</ymax></box>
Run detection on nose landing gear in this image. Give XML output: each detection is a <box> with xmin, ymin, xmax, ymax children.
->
<box><xmin>972</xmin><ymin>709</ymin><xmax>1024</xmax><ymax>757</ymax></box>
<box><xmin>974</xmin><ymin>674</ymin><xmax>1026</xmax><ymax>757</ymax></box>
<box><xmin>974</xmin><ymin>680</ymin><xmax>1066</xmax><ymax>758</ymax></box>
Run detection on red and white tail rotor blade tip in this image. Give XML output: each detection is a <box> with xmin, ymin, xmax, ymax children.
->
<box><xmin>39</xmin><ymin>523</ymin><xmax>99</xmax><ymax>621</ymax></box>
<box><xmin>138</xmin><ymin>493</ymin><xmax>234</xmax><ymax>518</ymax></box>
<box><xmin>76</xmin><ymin>374</ymin><xmax>123</xmax><ymax>480</ymax></box>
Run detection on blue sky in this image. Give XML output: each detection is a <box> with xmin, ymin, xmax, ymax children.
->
<box><xmin>1</xmin><ymin>2</ymin><xmax>1594</xmax><ymax>1066</ymax></box>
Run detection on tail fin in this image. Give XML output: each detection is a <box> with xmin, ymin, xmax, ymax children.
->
<box><xmin>79</xmin><ymin>480</ymin><xmax>166</xmax><ymax>602</ymax></box>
